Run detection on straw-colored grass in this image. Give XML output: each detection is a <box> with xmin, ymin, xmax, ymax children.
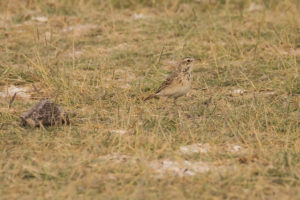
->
<box><xmin>0</xmin><ymin>0</ymin><xmax>299</xmax><ymax>199</ymax></box>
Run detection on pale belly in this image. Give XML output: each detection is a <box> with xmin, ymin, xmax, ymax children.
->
<box><xmin>157</xmin><ymin>80</ymin><xmax>191</xmax><ymax>98</ymax></box>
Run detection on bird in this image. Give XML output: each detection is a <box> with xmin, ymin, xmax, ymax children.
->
<box><xmin>144</xmin><ymin>57</ymin><xmax>199</xmax><ymax>103</ymax></box>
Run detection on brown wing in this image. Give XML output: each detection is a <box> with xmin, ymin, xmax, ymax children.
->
<box><xmin>155</xmin><ymin>71</ymin><xmax>179</xmax><ymax>94</ymax></box>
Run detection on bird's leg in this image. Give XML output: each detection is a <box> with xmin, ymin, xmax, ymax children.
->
<box><xmin>173</xmin><ymin>97</ymin><xmax>178</xmax><ymax>106</ymax></box>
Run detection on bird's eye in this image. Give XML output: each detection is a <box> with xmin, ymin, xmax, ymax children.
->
<box><xmin>187</xmin><ymin>59</ymin><xmax>191</xmax><ymax>63</ymax></box>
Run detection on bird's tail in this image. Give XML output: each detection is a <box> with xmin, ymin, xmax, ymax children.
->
<box><xmin>144</xmin><ymin>94</ymin><xmax>156</xmax><ymax>101</ymax></box>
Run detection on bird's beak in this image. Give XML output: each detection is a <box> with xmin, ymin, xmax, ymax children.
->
<box><xmin>194</xmin><ymin>58</ymin><xmax>201</xmax><ymax>62</ymax></box>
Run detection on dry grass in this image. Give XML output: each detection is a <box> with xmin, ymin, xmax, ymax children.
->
<box><xmin>0</xmin><ymin>0</ymin><xmax>299</xmax><ymax>199</ymax></box>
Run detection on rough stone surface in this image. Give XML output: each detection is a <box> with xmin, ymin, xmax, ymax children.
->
<box><xmin>20</xmin><ymin>99</ymin><xmax>69</xmax><ymax>127</ymax></box>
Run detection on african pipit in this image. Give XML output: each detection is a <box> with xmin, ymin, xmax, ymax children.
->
<box><xmin>144</xmin><ymin>57</ymin><xmax>199</xmax><ymax>102</ymax></box>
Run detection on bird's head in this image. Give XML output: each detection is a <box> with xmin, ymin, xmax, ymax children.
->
<box><xmin>179</xmin><ymin>57</ymin><xmax>200</xmax><ymax>73</ymax></box>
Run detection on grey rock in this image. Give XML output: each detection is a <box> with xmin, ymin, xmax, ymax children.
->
<box><xmin>20</xmin><ymin>99</ymin><xmax>69</xmax><ymax>127</ymax></box>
